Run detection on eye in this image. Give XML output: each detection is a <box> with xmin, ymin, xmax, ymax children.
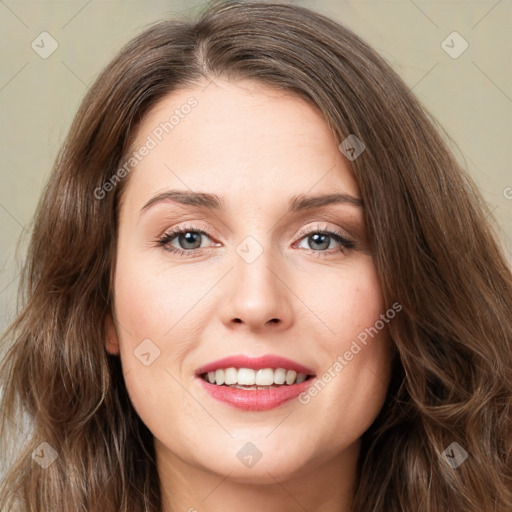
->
<box><xmin>156</xmin><ymin>224</ymin><xmax>218</xmax><ymax>257</ymax></box>
<box><xmin>295</xmin><ymin>225</ymin><xmax>355</xmax><ymax>255</ymax></box>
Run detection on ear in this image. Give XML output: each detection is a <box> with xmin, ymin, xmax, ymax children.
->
<box><xmin>104</xmin><ymin>311</ymin><xmax>120</xmax><ymax>355</ymax></box>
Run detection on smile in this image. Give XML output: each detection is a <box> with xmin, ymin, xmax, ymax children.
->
<box><xmin>195</xmin><ymin>355</ymin><xmax>316</xmax><ymax>410</ymax></box>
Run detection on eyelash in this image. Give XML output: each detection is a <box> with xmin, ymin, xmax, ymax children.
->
<box><xmin>155</xmin><ymin>223</ymin><xmax>355</xmax><ymax>259</ymax></box>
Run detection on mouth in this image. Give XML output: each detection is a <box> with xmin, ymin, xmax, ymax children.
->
<box><xmin>195</xmin><ymin>355</ymin><xmax>317</xmax><ymax>411</ymax></box>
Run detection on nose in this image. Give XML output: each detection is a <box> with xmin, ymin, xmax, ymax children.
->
<box><xmin>219</xmin><ymin>244</ymin><xmax>294</xmax><ymax>333</ymax></box>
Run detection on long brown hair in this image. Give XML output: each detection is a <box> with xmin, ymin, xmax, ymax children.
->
<box><xmin>1</xmin><ymin>1</ymin><xmax>511</xmax><ymax>510</ymax></box>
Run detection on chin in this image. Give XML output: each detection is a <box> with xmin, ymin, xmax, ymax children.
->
<box><xmin>200</xmin><ymin>453</ymin><xmax>310</xmax><ymax>484</ymax></box>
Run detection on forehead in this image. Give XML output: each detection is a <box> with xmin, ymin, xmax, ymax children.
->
<box><xmin>122</xmin><ymin>78</ymin><xmax>360</xmax><ymax>213</ymax></box>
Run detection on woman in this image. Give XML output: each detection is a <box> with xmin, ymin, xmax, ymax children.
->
<box><xmin>1</xmin><ymin>1</ymin><xmax>510</xmax><ymax>511</ymax></box>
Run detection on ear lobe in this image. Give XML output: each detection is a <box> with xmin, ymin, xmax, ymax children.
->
<box><xmin>105</xmin><ymin>311</ymin><xmax>120</xmax><ymax>355</ymax></box>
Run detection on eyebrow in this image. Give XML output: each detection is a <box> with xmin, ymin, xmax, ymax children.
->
<box><xmin>139</xmin><ymin>189</ymin><xmax>363</xmax><ymax>216</ymax></box>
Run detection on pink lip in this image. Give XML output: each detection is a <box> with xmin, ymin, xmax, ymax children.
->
<box><xmin>197</xmin><ymin>376</ymin><xmax>316</xmax><ymax>411</ymax></box>
<box><xmin>195</xmin><ymin>354</ymin><xmax>316</xmax><ymax>411</ymax></box>
<box><xmin>195</xmin><ymin>354</ymin><xmax>315</xmax><ymax>376</ymax></box>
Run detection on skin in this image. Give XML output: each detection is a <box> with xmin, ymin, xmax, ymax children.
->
<box><xmin>105</xmin><ymin>78</ymin><xmax>394</xmax><ymax>512</ymax></box>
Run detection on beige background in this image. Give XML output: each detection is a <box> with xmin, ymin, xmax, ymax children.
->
<box><xmin>1</xmin><ymin>0</ymin><xmax>511</xmax><ymax>335</ymax></box>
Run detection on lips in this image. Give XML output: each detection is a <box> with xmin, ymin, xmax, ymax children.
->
<box><xmin>195</xmin><ymin>354</ymin><xmax>316</xmax><ymax>411</ymax></box>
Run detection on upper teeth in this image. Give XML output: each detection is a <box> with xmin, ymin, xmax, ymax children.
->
<box><xmin>205</xmin><ymin>367</ymin><xmax>308</xmax><ymax>386</ymax></box>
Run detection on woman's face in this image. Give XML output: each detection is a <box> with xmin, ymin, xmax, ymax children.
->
<box><xmin>106</xmin><ymin>78</ymin><xmax>394</xmax><ymax>485</ymax></box>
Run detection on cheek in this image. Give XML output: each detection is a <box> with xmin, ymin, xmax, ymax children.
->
<box><xmin>113</xmin><ymin>249</ymin><xmax>175</xmax><ymax>337</ymax></box>
<box><xmin>112</xmin><ymin>247</ymin><xmax>206</xmax><ymax>352</ymax></box>
<box><xmin>297</xmin><ymin>256</ymin><xmax>392</xmax><ymax>431</ymax></box>
<box><xmin>304</xmin><ymin>256</ymin><xmax>385</xmax><ymax>345</ymax></box>
<box><xmin>111</xmin><ymin>246</ymin><xmax>218</xmax><ymax>429</ymax></box>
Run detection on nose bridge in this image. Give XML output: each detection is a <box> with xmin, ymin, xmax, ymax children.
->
<box><xmin>221</xmin><ymin>233</ymin><xmax>293</xmax><ymax>330</ymax></box>
<box><xmin>234</xmin><ymin>236</ymin><xmax>280</xmax><ymax>310</ymax></box>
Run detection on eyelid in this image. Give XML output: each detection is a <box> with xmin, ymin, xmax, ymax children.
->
<box><xmin>293</xmin><ymin>213</ymin><xmax>360</xmax><ymax>239</ymax></box>
<box><xmin>294</xmin><ymin>222</ymin><xmax>353</xmax><ymax>243</ymax></box>
<box><xmin>163</xmin><ymin>222</ymin><xmax>218</xmax><ymax>240</ymax></box>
